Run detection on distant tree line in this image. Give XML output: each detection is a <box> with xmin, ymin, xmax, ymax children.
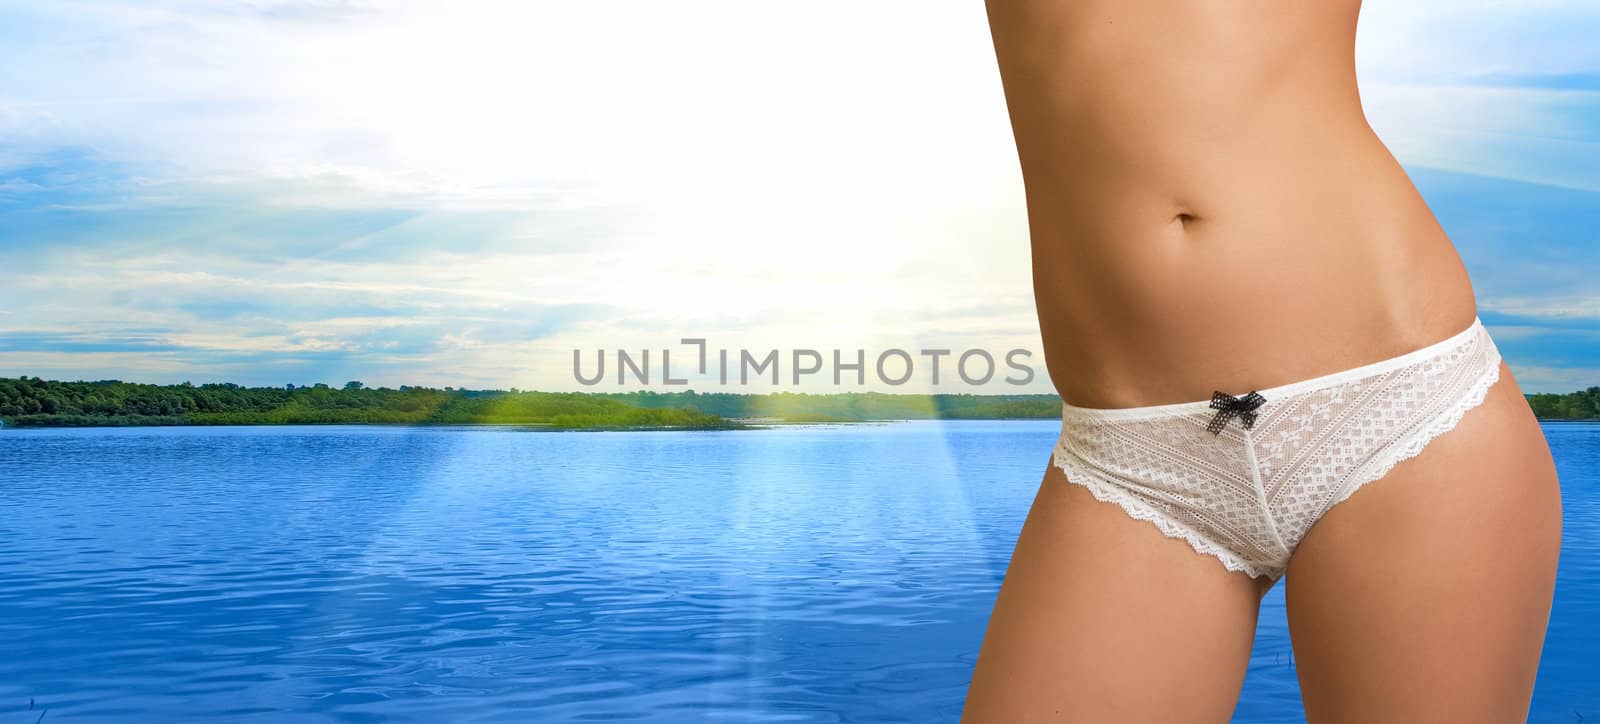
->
<box><xmin>0</xmin><ymin>377</ymin><xmax>729</xmax><ymax>429</ymax></box>
<box><xmin>1525</xmin><ymin>386</ymin><xmax>1600</xmax><ymax>421</ymax></box>
<box><xmin>0</xmin><ymin>377</ymin><xmax>1593</xmax><ymax>428</ymax></box>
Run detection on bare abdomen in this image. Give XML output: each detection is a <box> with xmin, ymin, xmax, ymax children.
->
<box><xmin>1024</xmin><ymin>125</ymin><xmax>1478</xmax><ymax>408</ymax></box>
<box><xmin>986</xmin><ymin>0</ymin><xmax>1477</xmax><ymax>408</ymax></box>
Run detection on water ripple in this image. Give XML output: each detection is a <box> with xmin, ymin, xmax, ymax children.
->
<box><xmin>0</xmin><ymin>421</ymin><xmax>1593</xmax><ymax>722</ymax></box>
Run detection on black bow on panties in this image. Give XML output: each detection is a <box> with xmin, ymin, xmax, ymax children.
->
<box><xmin>1207</xmin><ymin>390</ymin><xmax>1266</xmax><ymax>435</ymax></box>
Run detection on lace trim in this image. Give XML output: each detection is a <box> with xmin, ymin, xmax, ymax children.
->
<box><xmin>1050</xmin><ymin>446</ymin><xmax>1282</xmax><ymax>580</ymax></box>
<box><xmin>1321</xmin><ymin>350</ymin><xmax>1503</xmax><ymax>514</ymax></box>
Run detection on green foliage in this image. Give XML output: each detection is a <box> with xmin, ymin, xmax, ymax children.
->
<box><xmin>0</xmin><ymin>378</ymin><xmax>729</xmax><ymax>429</ymax></box>
<box><xmin>0</xmin><ymin>377</ymin><xmax>1590</xmax><ymax>429</ymax></box>
<box><xmin>1525</xmin><ymin>386</ymin><xmax>1600</xmax><ymax>421</ymax></box>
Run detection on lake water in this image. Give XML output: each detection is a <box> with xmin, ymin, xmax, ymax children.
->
<box><xmin>0</xmin><ymin>421</ymin><xmax>1595</xmax><ymax>722</ymax></box>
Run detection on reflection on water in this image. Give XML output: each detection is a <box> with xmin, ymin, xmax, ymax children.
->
<box><xmin>0</xmin><ymin>421</ymin><xmax>1593</xmax><ymax>722</ymax></box>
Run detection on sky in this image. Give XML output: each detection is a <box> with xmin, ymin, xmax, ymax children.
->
<box><xmin>0</xmin><ymin>0</ymin><xmax>1596</xmax><ymax>394</ymax></box>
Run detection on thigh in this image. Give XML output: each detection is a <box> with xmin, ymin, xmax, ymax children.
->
<box><xmin>962</xmin><ymin>460</ymin><xmax>1266</xmax><ymax>724</ymax></box>
<box><xmin>1284</xmin><ymin>361</ymin><xmax>1562</xmax><ymax>724</ymax></box>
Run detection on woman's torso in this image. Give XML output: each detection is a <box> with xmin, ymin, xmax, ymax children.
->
<box><xmin>985</xmin><ymin>0</ymin><xmax>1478</xmax><ymax>408</ymax></box>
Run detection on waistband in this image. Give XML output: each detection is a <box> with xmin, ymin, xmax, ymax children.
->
<box><xmin>1059</xmin><ymin>314</ymin><xmax>1492</xmax><ymax>422</ymax></box>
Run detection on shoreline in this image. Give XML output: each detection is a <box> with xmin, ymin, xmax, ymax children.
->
<box><xmin>2</xmin><ymin>416</ymin><xmax>1593</xmax><ymax>431</ymax></box>
<box><xmin>2</xmin><ymin>378</ymin><xmax>1594</xmax><ymax>429</ymax></box>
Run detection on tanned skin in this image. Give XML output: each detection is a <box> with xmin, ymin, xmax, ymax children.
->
<box><xmin>964</xmin><ymin>3</ymin><xmax>1562</xmax><ymax>722</ymax></box>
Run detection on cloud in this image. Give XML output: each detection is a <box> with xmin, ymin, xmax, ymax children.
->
<box><xmin>1358</xmin><ymin>1</ymin><xmax>1600</xmax><ymax>85</ymax></box>
<box><xmin>0</xmin><ymin>331</ymin><xmax>189</xmax><ymax>354</ymax></box>
<box><xmin>1363</xmin><ymin>85</ymin><xmax>1600</xmax><ymax>192</ymax></box>
<box><xmin>0</xmin><ymin>0</ymin><xmax>1013</xmax><ymax>210</ymax></box>
<box><xmin>0</xmin><ymin>1</ymin><xmax>1594</xmax><ymax>392</ymax></box>
<box><xmin>1505</xmin><ymin>364</ymin><xmax>1600</xmax><ymax>392</ymax></box>
<box><xmin>1407</xmin><ymin>167</ymin><xmax>1600</xmax><ymax>299</ymax></box>
<box><xmin>1480</xmin><ymin>298</ymin><xmax>1600</xmax><ymax>326</ymax></box>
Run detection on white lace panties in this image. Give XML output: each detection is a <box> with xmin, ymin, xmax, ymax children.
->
<box><xmin>1051</xmin><ymin>315</ymin><xmax>1503</xmax><ymax>581</ymax></box>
